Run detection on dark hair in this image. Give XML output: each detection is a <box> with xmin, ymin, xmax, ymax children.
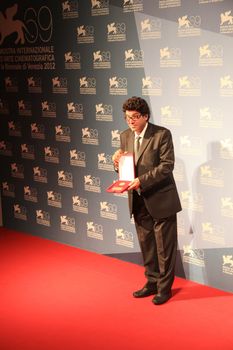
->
<box><xmin>122</xmin><ymin>96</ymin><xmax>150</xmax><ymax>119</ymax></box>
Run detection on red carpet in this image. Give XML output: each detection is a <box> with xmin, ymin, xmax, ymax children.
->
<box><xmin>0</xmin><ymin>227</ymin><xmax>233</xmax><ymax>350</ymax></box>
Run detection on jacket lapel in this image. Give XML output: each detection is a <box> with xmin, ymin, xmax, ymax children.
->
<box><xmin>128</xmin><ymin>130</ymin><xmax>135</xmax><ymax>153</ymax></box>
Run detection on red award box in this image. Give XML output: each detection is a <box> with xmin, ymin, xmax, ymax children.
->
<box><xmin>106</xmin><ymin>153</ymin><xmax>135</xmax><ymax>193</ymax></box>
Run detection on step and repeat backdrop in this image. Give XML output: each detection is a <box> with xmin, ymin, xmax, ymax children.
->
<box><xmin>0</xmin><ymin>0</ymin><xmax>233</xmax><ymax>292</ymax></box>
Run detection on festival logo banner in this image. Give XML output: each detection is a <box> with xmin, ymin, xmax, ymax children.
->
<box><xmin>111</xmin><ymin>129</ymin><xmax>120</xmax><ymax>148</ymax></box>
<box><xmin>199</xmin><ymin>165</ymin><xmax>224</xmax><ymax>188</ymax></box>
<box><xmin>93</xmin><ymin>50</ymin><xmax>111</xmax><ymax>69</ymax></box>
<box><xmin>77</xmin><ymin>25</ymin><xmax>94</xmax><ymax>43</ymax></box>
<box><xmin>2</xmin><ymin>182</ymin><xmax>15</xmax><ymax>198</ymax></box>
<box><xmin>123</xmin><ymin>0</ymin><xmax>143</xmax><ymax>13</ymax></box>
<box><xmin>100</xmin><ymin>201</ymin><xmax>117</xmax><ymax>220</ymax></box>
<box><xmin>24</xmin><ymin>185</ymin><xmax>38</xmax><ymax>203</ymax></box>
<box><xmin>97</xmin><ymin>153</ymin><xmax>114</xmax><ymax>171</ymax></box>
<box><xmin>60</xmin><ymin>215</ymin><xmax>76</xmax><ymax>233</ymax></box>
<box><xmin>95</xmin><ymin>103</ymin><xmax>113</xmax><ymax>121</ymax></box>
<box><xmin>44</xmin><ymin>146</ymin><xmax>59</xmax><ymax>164</ymax></box>
<box><xmin>201</xmin><ymin>222</ymin><xmax>225</xmax><ymax>246</ymax></box>
<box><xmin>84</xmin><ymin>174</ymin><xmax>101</xmax><ymax>193</ymax></box>
<box><xmin>36</xmin><ymin>209</ymin><xmax>51</xmax><ymax>227</ymax></box>
<box><xmin>62</xmin><ymin>1</ymin><xmax>79</xmax><ymax>19</ymax></box>
<box><xmin>109</xmin><ymin>76</ymin><xmax>127</xmax><ymax>95</ymax></box>
<box><xmin>70</xmin><ymin>149</ymin><xmax>86</xmax><ymax>167</ymax></box>
<box><xmin>219</xmin><ymin>10</ymin><xmax>233</xmax><ymax>34</ymax></box>
<box><xmin>11</xmin><ymin>162</ymin><xmax>24</xmax><ymax>179</ymax></box>
<box><xmin>41</xmin><ymin>101</ymin><xmax>56</xmax><ymax>118</ymax></box>
<box><xmin>0</xmin><ymin>141</ymin><xmax>13</xmax><ymax>157</ymax></box>
<box><xmin>180</xmin><ymin>190</ymin><xmax>204</xmax><ymax>213</ymax></box>
<box><xmin>91</xmin><ymin>0</ymin><xmax>109</xmax><ymax>16</ymax></box>
<box><xmin>107</xmin><ymin>22</ymin><xmax>126</xmax><ymax>42</ymax></box>
<box><xmin>86</xmin><ymin>221</ymin><xmax>103</xmax><ymax>240</ymax></box>
<box><xmin>115</xmin><ymin>228</ymin><xmax>134</xmax><ymax>248</ymax></box>
<box><xmin>182</xmin><ymin>245</ymin><xmax>205</xmax><ymax>267</ymax></box>
<box><xmin>57</xmin><ymin>170</ymin><xmax>73</xmax><ymax>188</ymax></box>
<box><xmin>199</xmin><ymin>107</ymin><xmax>223</xmax><ymax>129</ymax></box>
<box><xmin>64</xmin><ymin>51</ymin><xmax>81</xmax><ymax>69</ymax></box>
<box><xmin>14</xmin><ymin>204</ymin><xmax>27</xmax><ymax>221</ymax></box>
<box><xmin>8</xmin><ymin>121</ymin><xmax>21</xmax><ymax>137</ymax></box>
<box><xmin>67</xmin><ymin>102</ymin><xmax>84</xmax><ymax>120</ymax></box>
<box><xmin>33</xmin><ymin>166</ymin><xmax>48</xmax><ymax>184</ymax></box>
<box><xmin>21</xmin><ymin>143</ymin><xmax>35</xmax><ymax>160</ymax></box>
<box><xmin>160</xmin><ymin>105</ymin><xmax>182</xmax><ymax>126</ymax></box>
<box><xmin>199</xmin><ymin>44</ymin><xmax>223</xmax><ymax>67</ymax></box>
<box><xmin>177</xmin><ymin>14</ymin><xmax>201</xmax><ymax>37</ymax></box>
<box><xmin>47</xmin><ymin>191</ymin><xmax>62</xmax><ymax>208</ymax></box>
<box><xmin>140</xmin><ymin>18</ymin><xmax>161</xmax><ymax>40</ymax></box>
<box><xmin>17</xmin><ymin>99</ymin><xmax>32</xmax><ymax>116</ymax></box>
<box><xmin>82</xmin><ymin>127</ymin><xmax>99</xmax><ymax>145</ymax></box>
<box><xmin>160</xmin><ymin>47</ymin><xmax>181</xmax><ymax>68</ymax></box>
<box><xmin>142</xmin><ymin>76</ymin><xmax>162</xmax><ymax>96</ymax></box>
<box><xmin>72</xmin><ymin>195</ymin><xmax>88</xmax><ymax>214</ymax></box>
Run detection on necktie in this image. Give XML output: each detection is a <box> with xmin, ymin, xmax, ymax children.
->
<box><xmin>135</xmin><ymin>136</ymin><xmax>141</xmax><ymax>163</ymax></box>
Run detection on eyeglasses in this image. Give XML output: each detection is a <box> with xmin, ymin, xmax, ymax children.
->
<box><xmin>125</xmin><ymin>113</ymin><xmax>142</xmax><ymax>121</ymax></box>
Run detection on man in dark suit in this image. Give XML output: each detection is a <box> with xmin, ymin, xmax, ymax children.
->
<box><xmin>113</xmin><ymin>96</ymin><xmax>182</xmax><ymax>305</ymax></box>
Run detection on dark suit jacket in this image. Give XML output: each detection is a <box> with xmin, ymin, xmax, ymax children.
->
<box><xmin>120</xmin><ymin>122</ymin><xmax>182</xmax><ymax>219</ymax></box>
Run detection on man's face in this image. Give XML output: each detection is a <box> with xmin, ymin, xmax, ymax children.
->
<box><xmin>125</xmin><ymin>110</ymin><xmax>148</xmax><ymax>134</ymax></box>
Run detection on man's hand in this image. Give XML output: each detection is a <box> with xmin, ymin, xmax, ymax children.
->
<box><xmin>127</xmin><ymin>177</ymin><xmax>140</xmax><ymax>191</ymax></box>
<box><xmin>112</xmin><ymin>149</ymin><xmax>125</xmax><ymax>170</ymax></box>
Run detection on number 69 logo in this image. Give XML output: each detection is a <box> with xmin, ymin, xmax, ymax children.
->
<box><xmin>24</xmin><ymin>6</ymin><xmax>53</xmax><ymax>43</ymax></box>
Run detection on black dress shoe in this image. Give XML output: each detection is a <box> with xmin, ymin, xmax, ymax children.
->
<box><xmin>133</xmin><ymin>283</ymin><xmax>157</xmax><ymax>298</ymax></box>
<box><xmin>152</xmin><ymin>291</ymin><xmax>172</xmax><ymax>305</ymax></box>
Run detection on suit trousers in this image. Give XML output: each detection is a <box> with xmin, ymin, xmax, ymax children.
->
<box><xmin>133</xmin><ymin>191</ymin><xmax>177</xmax><ymax>294</ymax></box>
